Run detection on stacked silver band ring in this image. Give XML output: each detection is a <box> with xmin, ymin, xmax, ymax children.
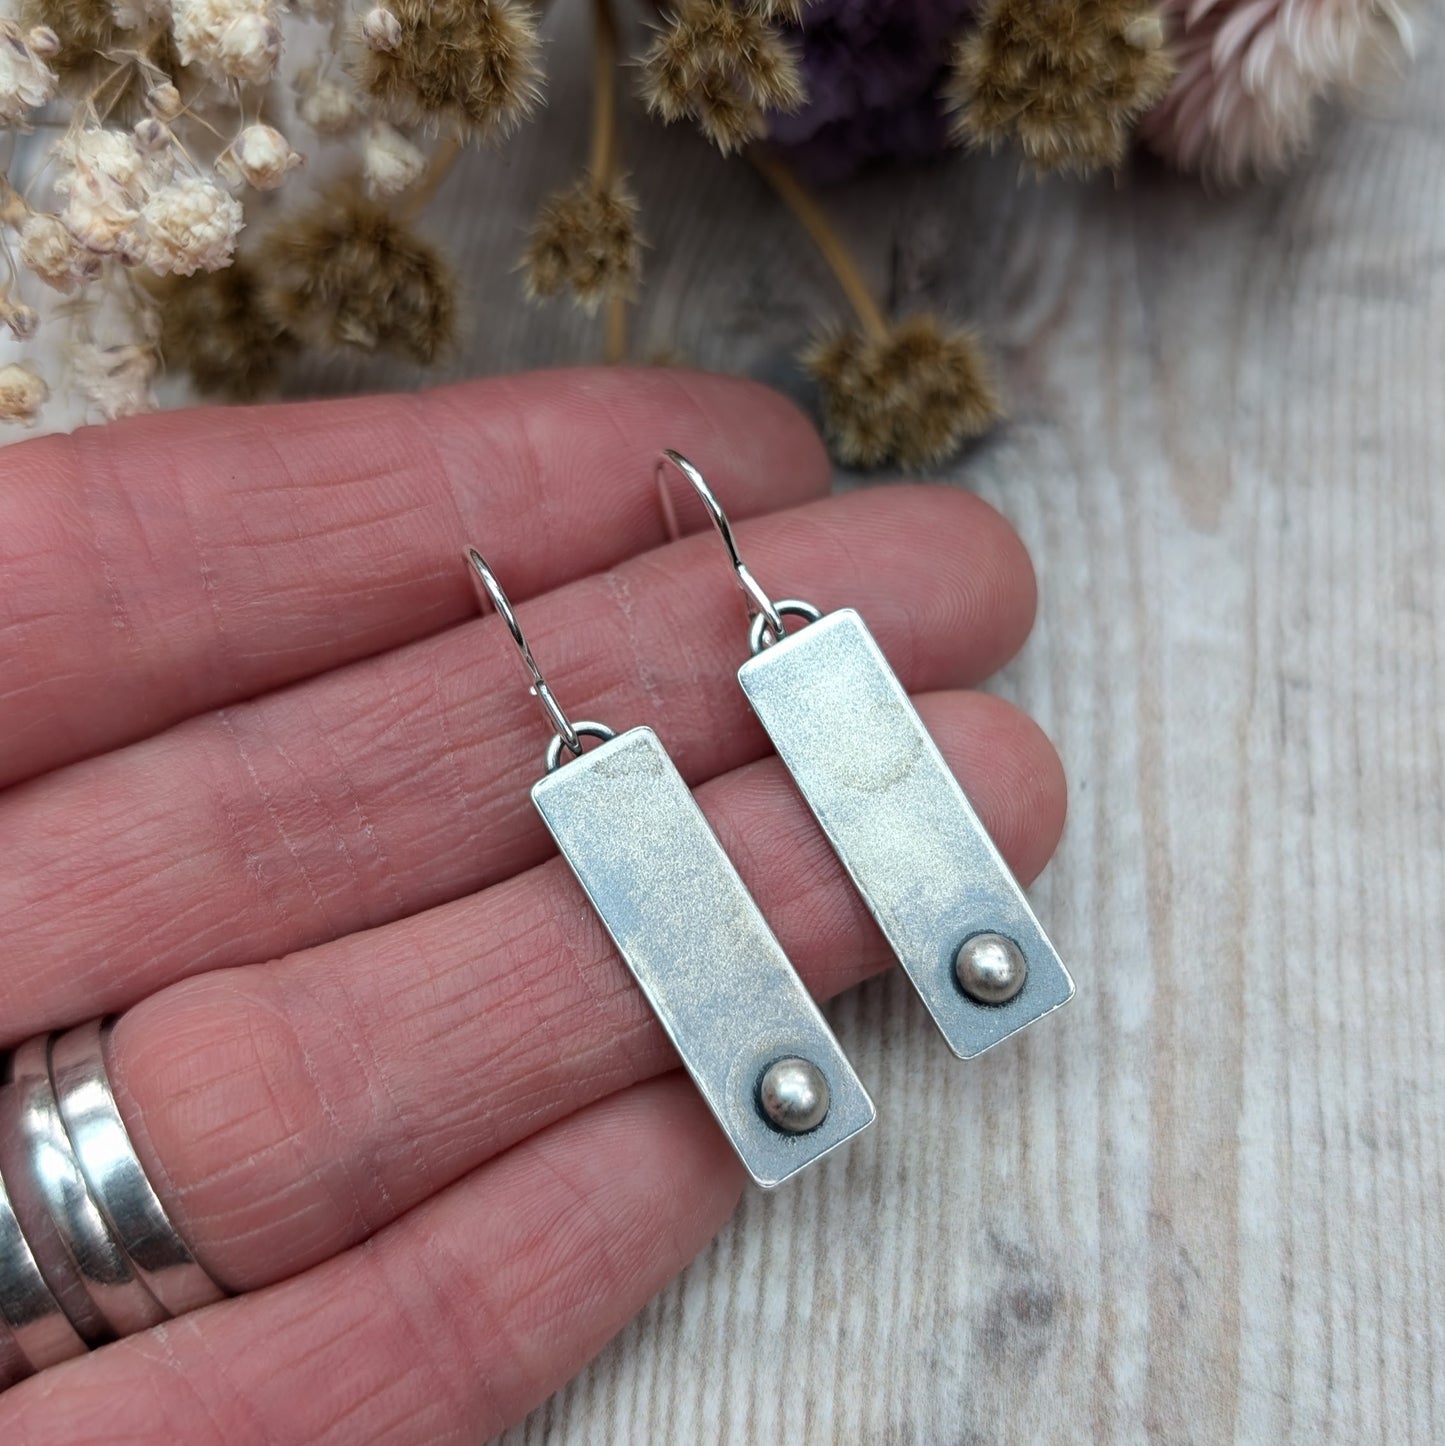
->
<box><xmin>0</xmin><ymin>1019</ymin><xmax>224</xmax><ymax>1392</ymax></box>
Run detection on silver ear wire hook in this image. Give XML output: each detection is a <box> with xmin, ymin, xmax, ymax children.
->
<box><xmin>466</xmin><ymin>546</ymin><xmax>613</xmax><ymax>768</ymax></box>
<box><xmin>657</xmin><ymin>449</ymin><xmax>818</xmax><ymax>652</ymax></box>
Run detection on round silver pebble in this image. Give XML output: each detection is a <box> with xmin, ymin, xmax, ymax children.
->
<box><xmin>758</xmin><ymin>1058</ymin><xmax>831</xmax><ymax>1135</ymax></box>
<box><xmin>954</xmin><ymin>932</ymin><xmax>1028</xmax><ymax>1005</ymax></box>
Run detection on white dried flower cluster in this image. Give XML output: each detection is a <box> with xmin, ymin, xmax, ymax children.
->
<box><xmin>171</xmin><ymin>0</ymin><xmax>283</xmax><ymax>86</ymax></box>
<box><xmin>363</xmin><ymin>123</ymin><xmax>425</xmax><ymax>197</ymax></box>
<box><xmin>48</xmin><ymin>127</ymin><xmax>245</xmax><ymax>276</ymax></box>
<box><xmin>0</xmin><ymin>0</ymin><xmax>437</xmax><ymax>431</ymax></box>
<box><xmin>0</xmin><ymin>23</ymin><xmax>58</xmax><ymax>128</ymax></box>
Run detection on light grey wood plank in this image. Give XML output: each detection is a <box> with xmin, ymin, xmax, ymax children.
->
<box><xmin>286</xmin><ymin>23</ymin><xmax>1444</xmax><ymax>1445</ymax></box>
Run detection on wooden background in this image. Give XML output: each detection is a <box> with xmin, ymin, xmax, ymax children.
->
<box><xmin>285</xmin><ymin>22</ymin><xmax>1440</xmax><ymax>1446</ymax></box>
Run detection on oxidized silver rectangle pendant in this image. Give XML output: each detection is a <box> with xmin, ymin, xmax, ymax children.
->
<box><xmin>532</xmin><ymin>726</ymin><xmax>875</xmax><ymax>1188</ymax></box>
<box><xmin>738</xmin><ymin>609</ymin><xmax>1073</xmax><ymax>1059</ymax></box>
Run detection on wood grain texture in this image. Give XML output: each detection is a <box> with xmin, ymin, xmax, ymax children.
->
<box><xmin>281</xmin><ymin>24</ymin><xmax>1445</xmax><ymax>1446</ymax></box>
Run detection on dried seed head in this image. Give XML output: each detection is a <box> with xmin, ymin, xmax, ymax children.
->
<box><xmin>133</xmin><ymin>115</ymin><xmax>169</xmax><ymax>150</ymax></box>
<box><xmin>361</xmin><ymin>5</ymin><xmax>400</xmax><ymax>51</ymax></box>
<box><xmin>640</xmin><ymin>0</ymin><xmax>804</xmax><ymax>154</ymax></box>
<box><xmin>27</xmin><ymin>24</ymin><xmax>60</xmax><ymax>56</ymax></box>
<box><xmin>151</xmin><ymin>259</ymin><xmax>295</xmax><ymax>399</ymax></box>
<box><xmin>145</xmin><ymin>80</ymin><xmax>182</xmax><ymax>118</ymax></box>
<box><xmin>1</xmin><ymin>298</ymin><xmax>41</xmax><ymax>338</ymax></box>
<box><xmin>803</xmin><ymin>315</ymin><xmax>1001</xmax><ymax>470</ymax></box>
<box><xmin>0</xmin><ymin>361</ymin><xmax>48</xmax><ymax>425</ymax></box>
<box><xmin>947</xmin><ymin>0</ymin><xmax>1176</xmax><ymax>175</ymax></box>
<box><xmin>521</xmin><ymin>176</ymin><xmax>642</xmax><ymax>313</ymax></box>
<box><xmin>225</xmin><ymin>123</ymin><xmax>303</xmax><ymax>190</ymax></box>
<box><xmin>259</xmin><ymin>191</ymin><xmax>456</xmax><ymax>363</ymax></box>
<box><xmin>355</xmin><ymin>0</ymin><xmax>542</xmax><ymax>143</ymax></box>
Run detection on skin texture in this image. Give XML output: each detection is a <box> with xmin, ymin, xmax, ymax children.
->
<box><xmin>0</xmin><ymin>368</ymin><xmax>1066</xmax><ymax>1443</ymax></box>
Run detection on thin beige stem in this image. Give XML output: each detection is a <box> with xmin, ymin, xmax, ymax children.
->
<box><xmin>604</xmin><ymin>293</ymin><xmax>629</xmax><ymax>363</ymax></box>
<box><xmin>403</xmin><ymin>137</ymin><xmax>461</xmax><ymax>219</ymax></box>
<box><xmin>748</xmin><ymin>146</ymin><xmax>889</xmax><ymax>340</ymax></box>
<box><xmin>589</xmin><ymin>0</ymin><xmax>619</xmax><ymax>183</ymax></box>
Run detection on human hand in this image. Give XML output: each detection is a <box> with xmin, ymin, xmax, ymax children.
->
<box><xmin>0</xmin><ymin>369</ymin><xmax>1065</xmax><ymax>1442</ymax></box>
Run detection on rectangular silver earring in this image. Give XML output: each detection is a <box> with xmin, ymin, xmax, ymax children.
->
<box><xmin>658</xmin><ymin>452</ymin><xmax>1073</xmax><ymax>1060</ymax></box>
<box><xmin>465</xmin><ymin>548</ymin><xmax>875</xmax><ymax>1188</ymax></box>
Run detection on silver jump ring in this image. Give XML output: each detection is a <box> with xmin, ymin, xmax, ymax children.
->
<box><xmin>51</xmin><ymin>1020</ymin><xmax>223</xmax><ymax>1317</ymax></box>
<box><xmin>0</xmin><ymin>1165</ymin><xmax>86</xmax><ymax>1385</ymax></box>
<box><xmin>545</xmin><ymin>722</ymin><xmax>617</xmax><ymax>775</ymax></box>
<box><xmin>657</xmin><ymin>450</ymin><xmax>800</xmax><ymax>647</ymax></box>
<box><xmin>0</xmin><ymin>1037</ymin><xmax>167</xmax><ymax>1343</ymax></box>
<box><xmin>749</xmin><ymin>599</ymin><xmax>823</xmax><ymax>657</ymax></box>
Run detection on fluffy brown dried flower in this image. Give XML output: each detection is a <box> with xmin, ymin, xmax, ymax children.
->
<box><xmin>151</xmin><ymin>260</ymin><xmax>297</xmax><ymax>400</ymax></box>
<box><xmin>259</xmin><ymin>193</ymin><xmax>456</xmax><ymax>364</ymax></box>
<box><xmin>948</xmin><ymin>0</ymin><xmax>1175</xmax><ymax>175</ymax></box>
<box><xmin>641</xmin><ymin>0</ymin><xmax>805</xmax><ymax>154</ymax></box>
<box><xmin>522</xmin><ymin>177</ymin><xmax>642</xmax><ymax>312</ymax></box>
<box><xmin>354</xmin><ymin>0</ymin><xmax>542</xmax><ymax>142</ymax></box>
<box><xmin>803</xmin><ymin>315</ymin><xmax>1001</xmax><ymax>470</ymax></box>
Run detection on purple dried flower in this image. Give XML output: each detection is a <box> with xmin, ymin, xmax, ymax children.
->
<box><xmin>768</xmin><ymin>0</ymin><xmax>978</xmax><ymax>183</ymax></box>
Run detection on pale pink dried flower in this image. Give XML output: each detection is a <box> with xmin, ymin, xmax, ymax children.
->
<box><xmin>1142</xmin><ymin>0</ymin><xmax>1416</xmax><ymax>179</ymax></box>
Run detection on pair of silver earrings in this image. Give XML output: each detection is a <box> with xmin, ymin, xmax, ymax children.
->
<box><xmin>466</xmin><ymin>451</ymin><xmax>1072</xmax><ymax>1188</ymax></box>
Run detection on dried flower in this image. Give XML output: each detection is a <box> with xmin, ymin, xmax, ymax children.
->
<box><xmin>0</xmin><ymin>361</ymin><xmax>48</xmax><ymax>425</ymax></box>
<box><xmin>2</xmin><ymin>299</ymin><xmax>41</xmax><ymax>338</ymax></box>
<box><xmin>296</xmin><ymin>66</ymin><xmax>360</xmax><ymax>135</ymax></box>
<box><xmin>137</xmin><ymin>175</ymin><xmax>244</xmax><ymax>274</ymax></box>
<box><xmin>1141</xmin><ymin>0</ymin><xmax>1414</xmax><ymax>180</ymax></box>
<box><xmin>152</xmin><ymin>259</ymin><xmax>295</xmax><ymax>397</ymax></box>
<box><xmin>948</xmin><ymin>0</ymin><xmax>1175</xmax><ymax>174</ymax></box>
<box><xmin>145</xmin><ymin>81</ymin><xmax>182</xmax><ymax>119</ymax></box>
<box><xmin>361</xmin><ymin>5</ymin><xmax>401</xmax><ymax>51</ymax></box>
<box><xmin>0</xmin><ymin>21</ymin><xmax>58</xmax><ymax>126</ymax></box>
<box><xmin>641</xmin><ymin>0</ymin><xmax>806</xmax><ymax>153</ymax></box>
<box><xmin>260</xmin><ymin>192</ymin><xmax>456</xmax><ymax>363</ymax></box>
<box><xmin>17</xmin><ymin>210</ymin><xmax>99</xmax><ymax>290</ymax></box>
<box><xmin>768</xmin><ymin>0</ymin><xmax>979</xmax><ymax>183</ymax></box>
<box><xmin>70</xmin><ymin>341</ymin><xmax>157</xmax><ymax>420</ymax></box>
<box><xmin>224</xmin><ymin>123</ymin><xmax>303</xmax><ymax>190</ymax></box>
<box><xmin>803</xmin><ymin>314</ymin><xmax>1000</xmax><ymax>468</ymax></box>
<box><xmin>171</xmin><ymin>0</ymin><xmax>281</xmax><ymax>86</ymax></box>
<box><xmin>26</xmin><ymin>24</ymin><xmax>61</xmax><ymax>57</ymax></box>
<box><xmin>52</xmin><ymin>127</ymin><xmax>150</xmax><ymax>255</ymax></box>
<box><xmin>355</xmin><ymin>0</ymin><xmax>542</xmax><ymax>142</ymax></box>
<box><xmin>361</xmin><ymin>122</ymin><xmax>425</xmax><ymax>197</ymax></box>
<box><xmin>522</xmin><ymin>176</ymin><xmax>642</xmax><ymax>312</ymax></box>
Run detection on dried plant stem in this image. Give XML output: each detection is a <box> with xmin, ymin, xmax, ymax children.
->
<box><xmin>592</xmin><ymin>0</ymin><xmax>627</xmax><ymax>361</ymax></box>
<box><xmin>749</xmin><ymin>146</ymin><xmax>889</xmax><ymax>342</ymax></box>
<box><xmin>589</xmin><ymin>0</ymin><xmax>620</xmax><ymax>182</ymax></box>
<box><xmin>403</xmin><ymin>137</ymin><xmax>461</xmax><ymax>219</ymax></box>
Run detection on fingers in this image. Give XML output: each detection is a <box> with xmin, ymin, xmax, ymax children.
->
<box><xmin>0</xmin><ymin>486</ymin><xmax>1038</xmax><ymax>1038</ymax></box>
<box><xmin>0</xmin><ymin>368</ymin><xmax>830</xmax><ymax>788</ymax></box>
<box><xmin>0</xmin><ymin>1076</ymin><xmax>744</xmax><ymax>1444</ymax></box>
<box><xmin>107</xmin><ymin>691</ymin><xmax>1064</xmax><ymax>1289</ymax></box>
